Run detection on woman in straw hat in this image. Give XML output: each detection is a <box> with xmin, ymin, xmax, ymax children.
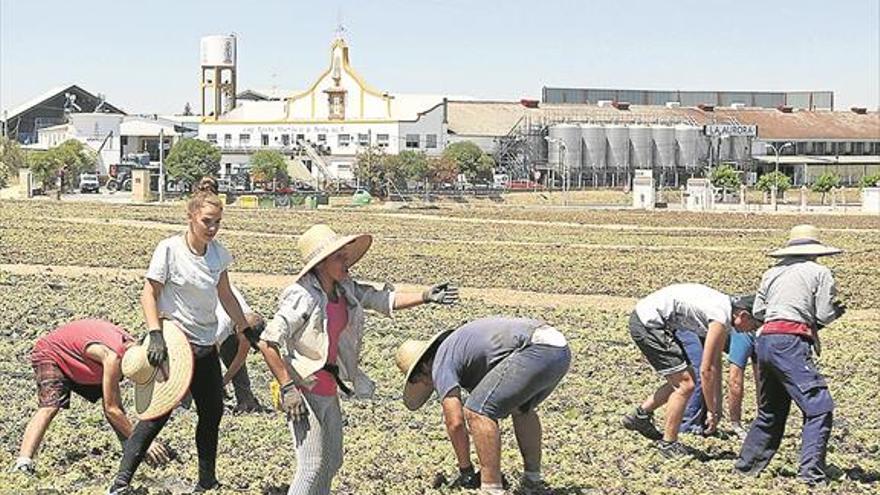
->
<box><xmin>255</xmin><ymin>223</ymin><xmax>458</xmax><ymax>495</ymax></box>
<box><xmin>735</xmin><ymin>225</ymin><xmax>846</xmax><ymax>486</ymax></box>
<box><xmin>108</xmin><ymin>177</ymin><xmax>259</xmax><ymax>494</ymax></box>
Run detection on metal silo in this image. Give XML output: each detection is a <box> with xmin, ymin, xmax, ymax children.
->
<box><xmin>629</xmin><ymin>125</ymin><xmax>653</xmax><ymax>169</ymax></box>
<box><xmin>652</xmin><ymin>125</ymin><xmax>676</xmax><ymax>168</ymax></box>
<box><xmin>548</xmin><ymin>124</ymin><xmax>582</xmax><ymax>172</ymax></box>
<box><xmin>581</xmin><ymin>124</ymin><xmax>607</xmax><ymax>169</ymax></box>
<box><xmin>606</xmin><ymin>125</ymin><xmax>630</xmax><ymax>170</ymax></box>
<box><xmin>675</xmin><ymin>125</ymin><xmax>700</xmax><ymax>169</ymax></box>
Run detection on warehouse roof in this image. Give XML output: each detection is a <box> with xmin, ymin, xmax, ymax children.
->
<box><xmin>445</xmin><ymin>100</ymin><xmax>880</xmax><ymax>140</ymax></box>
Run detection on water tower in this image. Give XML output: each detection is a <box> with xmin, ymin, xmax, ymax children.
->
<box><xmin>200</xmin><ymin>35</ymin><xmax>237</xmax><ymax>119</ymax></box>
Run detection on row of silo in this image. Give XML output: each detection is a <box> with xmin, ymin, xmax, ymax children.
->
<box><xmin>546</xmin><ymin>123</ymin><xmax>709</xmax><ymax>170</ymax></box>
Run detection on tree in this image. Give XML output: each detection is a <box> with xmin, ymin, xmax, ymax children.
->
<box><xmin>378</xmin><ymin>153</ymin><xmax>411</xmax><ymax>197</ymax></box>
<box><xmin>710</xmin><ymin>163</ymin><xmax>741</xmax><ymax>192</ymax></box>
<box><xmin>859</xmin><ymin>172</ymin><xmax>880</xmax><ymax>188</ymax></box>
<box><xmin>442</xmin><ymin>141</ymin><xmax>494</xmax><ymax>182</ymax></box>
<box><xmin>425</xmin><ymin>155</ymin><xmax>459</xmax><ymax>185</ymax></box>
<box><xmin>756</xmin><ymin>171</ymin><xmax>791</xmax><ymax>195</ymax></box>
<box><xmin>0</xmin><ymin>136</ymin><xmax>27</xmax><ymax>189</ymax></box>
<box><xmin>353</xmin><ymin>146</ymin><xmax>388</xmax><ymax>196</ymax></box>
<box><xmin>249</xmin><ymin>150</ymin><xmax>289</xmax><ymax>186</ymax></box>
<box><xmin>811</xmin><ymin>172</ymin><xmax>840</xmax><ymax>204</ymax></box>
<box><xmin>396</xmin><ymin>150</ymin><xmax>429</xmax><ymax>183</ymax></box>
<box><xmin>53</xmin><ymin>140</ymin><xmax>97</xmax><ymax>187</ymax></box>
<box><xmin>165</xmin><ymin>138</ymin><xmax>221</xmax><ymax>185</ymax></box>
<box><xmin>27</xmin><ymin>150</ymin><xmax>63</xmax><ymax>189</ymax></box>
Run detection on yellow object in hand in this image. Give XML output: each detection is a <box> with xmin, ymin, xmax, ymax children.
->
<box><xmin>270</xmin><ymin>379</ymin><xmax>282</xmax><ymax>410</ymax></box>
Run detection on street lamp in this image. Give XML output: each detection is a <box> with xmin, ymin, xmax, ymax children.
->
<box><xmin>765</xmin><ymin>142</ymin><xmax>793</xmax><ymax>211</ymax></box>
<box><xmin>545</xmin><ymin>136</ymin><xmax>568</xmax><ymax>204</ymax></box>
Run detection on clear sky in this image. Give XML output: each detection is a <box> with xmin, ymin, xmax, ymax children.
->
<box><xmin>2</xmin><ymin>0</ymin><xmax>878</xmax><ymax>115</ymax></box>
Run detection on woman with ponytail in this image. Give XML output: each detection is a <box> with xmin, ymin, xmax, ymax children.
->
<box><xmin>108</xmin><ymin>177</ymin><xmax>258</xmax><ymax>493</ymax></box>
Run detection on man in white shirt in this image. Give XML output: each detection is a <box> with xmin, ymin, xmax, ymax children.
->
<box><xmin>621</xmin><ymin>283</ymin><xmax>761</xmax><ymax>457</ymax></box>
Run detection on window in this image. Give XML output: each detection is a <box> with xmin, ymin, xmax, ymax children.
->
<box><xmin>239</xmin><ymin>133</ymin><xmax>250</xmax><ymax>145</ymax></box>
<box><xmin>206</xmin><ymin>133</ymin><xmax>218</xmax><ymax>144</ymax></box>
<box><xmin>261</xmin><ymin>134</ymin><xmax>269</xmax><ymax>146</ymax></box>
<box><xmin>281</xmin><ymin>134</ymin><xmax>290</xmax><ymax>146</ymax></box>
<box><xmin>121</xmin><ymin>136</ymin><xmax>128</xmax><ymax>145</ymax></box>
<box><xmin>338</xmin><ymin>134</ymin><xmax>351</xmax><ymax>147</ymax></box>
<box><xmin>224</xmin><ymin>134</ymin><xmax>232</xmax><ymax>147</ymax></box>
<box><xmin>812</xmin><ymin>142</ymin><xmax>825</xmax><ymax>155</ymax></box>
<box><xmin>376</xmin><ymin>134</ymin><xmax>389</xmax><ymax>148</ymax></box>
<box><xmin>426</xmin><ymin>134</ymin><xmax>437</xmax><ymax>149</ymax></box>
<box><xmin>872</xmin><ymin>142</ymin><xmax>880</xmax><ymax>154</ymax></box>
<box><xmin>358</xmin><ymin>133</ymin><xmax>369</xmax><ymax>146</ymax></box>
<box><xmin>795</xmin><ymin>142</ymin><xmax>806</xmax><ymax>155</ymax></box>
<box><xmin>853</xmin><ymin>142</ymin><xmax>865</xmax><ymax>154</ymax></box>
<box><xmin>406</xmin><ymin>134</ymin><xmax>420</xmax><ymax>149</ymax></box>
<box><xmin>296</xmin><ymin>134</ymin><xmax>305</xmax><ymax>144</ymax></box>
<box><xmin>317</xmin><ymin>134</ymin><xmax>327</xmax><ymax>143</ymax></box>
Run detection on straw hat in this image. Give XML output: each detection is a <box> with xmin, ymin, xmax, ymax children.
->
<box><xmin>122</xmin><ymin>320</ymin><xmax>194</xmax><ymax>420</ymax></box>
<box><xmin>395</xmin><ymin>329</ymin><xmax>454</xmax><ymax>411</ymax></box>
<box><xmin>769</xmin><ymin>224</ymin><xmax>842</xmax><ymax>258</ymax></box>
<box><xmin>295</xmin><ymin>224</ymin><xmax>372</xmax><ymax>281</ymax></box>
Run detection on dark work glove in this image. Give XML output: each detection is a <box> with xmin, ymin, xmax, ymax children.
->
<box><xmin>451</xmin><ymin>465</ymin><xmax>480</xmax><ymax>489</ymax></box>
<box><xmin>242</xmin><ymin>326</ymin><xmax>261</xmax><ymax>351</ymax></box>
<box><xmin>422</xmin><ymin>282</ymin><xmax>460</xmax><ymax>305</ymax></box>
<box><xmin>280</xmin><ymin>381</ymin><xmax>308</xmax><ymax>422</ymax></box>
<box><xmin>147</xmin><ymin>330</ymin><xmax>167</xmax><ymax>367</ymax></box>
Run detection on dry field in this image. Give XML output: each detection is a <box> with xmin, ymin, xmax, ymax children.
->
<box><xmin>0</xmin><ymin>199</ymin><xmax>877</xmax><ymax>494</ymax></box>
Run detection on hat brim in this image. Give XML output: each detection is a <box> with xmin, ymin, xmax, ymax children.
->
<box><xmin>402</xmin><ymin>329</ymin><xmax>454</xmax><ymax>411</ymax></box>
<box><xmin>294</xmin><ymin>234</ymin><xmax>372</xmax><ymax>282</ymax></box>
<box><xmin>768</xmin><ymin>244</ymin><xmax>842</xmax><ymax>258</ymax></box>
<box><xmin>132</xmin><ymin>320</ymin><xmax>194</xmax><ymax>420</ymax></box>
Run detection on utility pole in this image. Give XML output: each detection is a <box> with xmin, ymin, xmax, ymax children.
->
<box><xmin>159</xmin><ymin>128</ymin><xmax>165</xmax><ymax>202</ymax></box>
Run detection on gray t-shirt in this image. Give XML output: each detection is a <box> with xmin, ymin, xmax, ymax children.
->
<box><xmin>432</xmin><ymin>317</ymin><xmax>544</xmax><ymax>399</ymax></box>
<box><xmin>146</xmin><ymin>234</ymin><xmax>233</xmax><ymax>346</ymax></box>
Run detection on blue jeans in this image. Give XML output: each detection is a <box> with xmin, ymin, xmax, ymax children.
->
<box><xmin>676</xmin><ymin>329</ymin><xmax>705</xmax><ymax>433</ymax></box>
<box><xmin>735</xmin><ymin>334</ymin><xmax>834</xmax><ymax>484</ymax></box>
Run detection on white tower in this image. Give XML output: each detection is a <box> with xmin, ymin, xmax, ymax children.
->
<box><xmin>200</xmin><ymin>35</ymin><xmax>237</xmax><ymax>119</ymax></box>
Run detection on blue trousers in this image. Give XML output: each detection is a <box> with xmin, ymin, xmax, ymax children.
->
<box><xmin>676</xmin><ymin>329</ymin><xmax>706</xmax><ymax>433</ymax></box>
<box><xmin>735</xmin><ymin>334</ymin><xmax>834</xmax><ymax>484</ymax></box>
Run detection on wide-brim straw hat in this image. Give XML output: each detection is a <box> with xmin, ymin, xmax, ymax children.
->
<box><xmin>769</xmin><ymin>224</ymin><xmax>842</xmax><ymax>258</ymax></box>
<box><xmin>295</xmin><ymin>224</ymin><xmax>372</xmax><ymax>281</ymax></box>
<box><xmin>395</xmin><ymin>329</ymin><xmax>454</xmax><ymax>411</ymax></box>
<box><xmin>121</xmin><ymin>320</ymin><xmax>194</xmax><ymax>420</ymax></box>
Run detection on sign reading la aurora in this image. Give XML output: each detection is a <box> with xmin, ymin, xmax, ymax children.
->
<box><xmin>703</xmin><ymin>124</ymin><xmax>758</xmax><ymax>137</ymax></box>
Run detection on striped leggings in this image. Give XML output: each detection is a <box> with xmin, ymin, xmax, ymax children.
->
<box><xmin>287</xmin><ymin>393</ymin><xmax>344</xmax><ymax>495</ymax></box>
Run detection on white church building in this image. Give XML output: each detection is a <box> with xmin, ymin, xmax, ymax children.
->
<box><xmin>197</xmin><ymin>35</ymin><xmax>449</xmax><ymax>186</ymax></box>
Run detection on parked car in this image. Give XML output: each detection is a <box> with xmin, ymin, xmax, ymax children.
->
<box><xmin>507</xmin><ymin>179</ymin><xmax>543</xmax><ymax>190</ymax></box>
<box><xmin>79</xmin><ymin>173</ymin><xmax>100</xmax><ymax>193</ymax></box>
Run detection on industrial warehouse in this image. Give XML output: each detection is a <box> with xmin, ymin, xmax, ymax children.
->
<box><xmin>3</xmin><ymin>33</ymin><xmax>879</xmax><ymax>193</ymax></box>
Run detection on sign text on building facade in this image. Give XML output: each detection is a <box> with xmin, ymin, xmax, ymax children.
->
<box><xmin>703</xmin><ymin>124</ymin><xmax>758</xmax><ymax>137</ymax></box>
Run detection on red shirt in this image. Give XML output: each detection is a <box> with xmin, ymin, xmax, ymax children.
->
<box><xmin>761</xmin><ymin>319</ymin><xmax>813</xmax><ymax>340</ymax></box>
<box><xmin>31</xmin><ymin>319</ymin><xmax>132</xmax><ymax>385</ymax></box>
<box><xmin>306</xmin><ymin>299</ymin><xmax>349</xmax><ymax>396</ymax></box>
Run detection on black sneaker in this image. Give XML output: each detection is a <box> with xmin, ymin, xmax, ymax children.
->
<box><xmin>657</xmin><ymin>440</ymin><xmax>692</xmax><ymax>459</ymax></box>
<box><xmin>622</xmin><ymin>410</ymin><xmax>663</xmax><ymax>441</ymax></box>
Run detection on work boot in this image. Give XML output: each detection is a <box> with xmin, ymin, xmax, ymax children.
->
<box><xmin>731</xmin><ymin>422</ymin><xmax>749</xmax><ymax>439</ymax></box>
<box><xmin>518</xmin><ymin>476</ymin><xmax>553</xmax><ymax>494</ymax></box>
<box><xmin>192</xmin><ymin>480</ymin><xmax>222</xmax><ymax>493</ymax></box>
<box><xmin>622</xmin><ymin>407</ymin><xmax>663</xmax><ymax>441</ymax></box>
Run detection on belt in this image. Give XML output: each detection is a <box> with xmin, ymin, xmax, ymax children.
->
<box><xmin>321</xmin><ymin>363</ymin><xmax>353</xmax><ymax>396</ymax></box>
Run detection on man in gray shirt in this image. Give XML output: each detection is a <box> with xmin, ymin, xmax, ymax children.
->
<box><xmin>736</xmin><ymin>225</ymin><xmax>845</xmax><ymax>486</ymax></box>
<box><xmin>396</xmin><ymin>317</ymin><xmax>571</xmax><ymax>495</ymax></box>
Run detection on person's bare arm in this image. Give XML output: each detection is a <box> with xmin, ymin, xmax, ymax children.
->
<box><xmin>259</xmin><ymin>341</ymin><xmax>293</xmax><ymax>386</ymax></box>
<box><xmin>700</xmin><ymin>321</ymin><xmax>727</xmax><ymax>434</ymax></box>
<box><xmin>393</xmin><ymin>291</ymin><xmax>428</xmax><ymax>310</ymax></box>
<box><xmin>441</xmin><ymin>388</ymin><xmax>472</xmax><ymax>470</ymax></box>
<box><xmin>217</xmin><ymin>271</ymin><xmax>249</xmax><ymax>331</ymax></box>
<box><xmin>85</xmin><ymin>344</ymin><xmax>132</xmax><ymax>439</ymax></box>
<box><xmin>222</xmin><ymin>334</ymin><xmax>250</xmax><ymax>386</ymax></box>
<box><xmin>141</xmin><ymin>279</ymin><xmax>164</xmax><ymax>331</ymax></box>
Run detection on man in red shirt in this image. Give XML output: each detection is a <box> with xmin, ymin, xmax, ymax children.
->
<box><xmin>11</xmin><ymin>319</ymin><xmax>171</xmax><ymax>475</ymax></box>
